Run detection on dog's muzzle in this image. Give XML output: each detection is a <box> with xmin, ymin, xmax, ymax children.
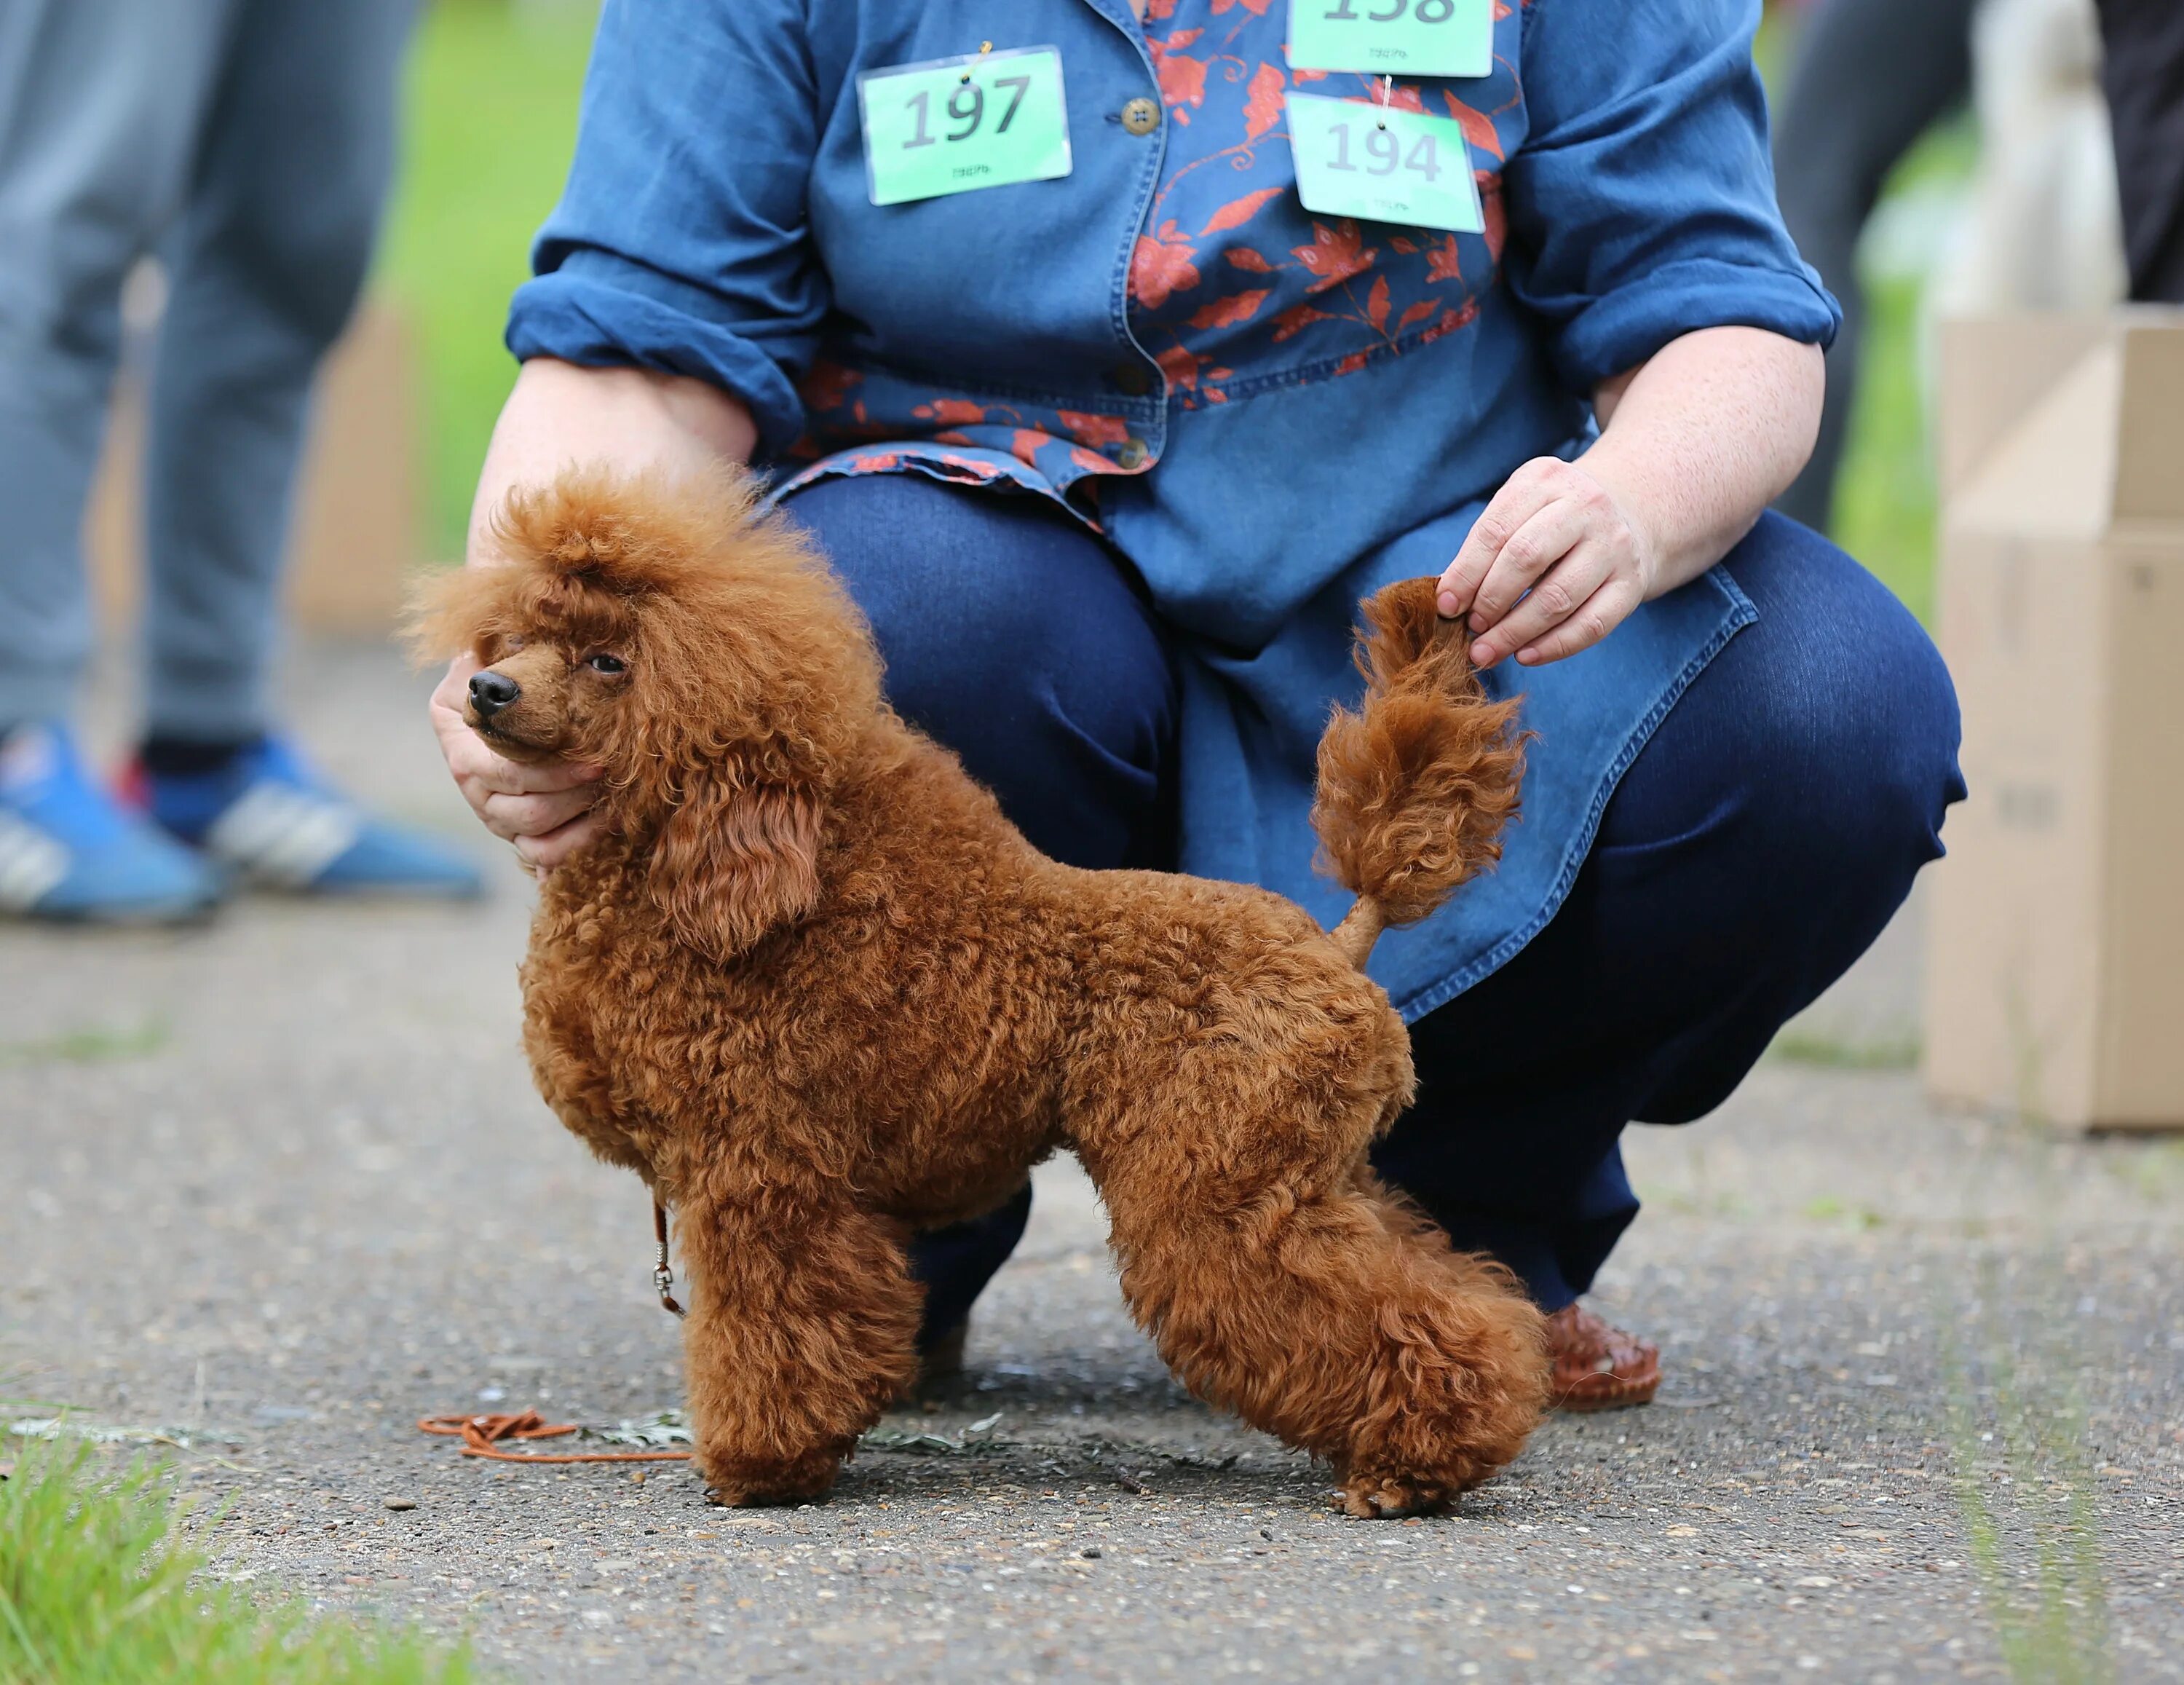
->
<box><xmin>469</xmin><ymin>669</ymin><xmax>521</xmax><ymax>719</ymax></box>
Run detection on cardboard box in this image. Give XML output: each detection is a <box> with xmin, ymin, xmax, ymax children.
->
<box><xmin>85</xmin><ymin>299</ymin><xmax>423</xmax><ymax>636</ymax></box>
<box><xmin>1923</xmin><ymin>310</ymin><xmax>2184</xmax><ymax>1132</ymax></box>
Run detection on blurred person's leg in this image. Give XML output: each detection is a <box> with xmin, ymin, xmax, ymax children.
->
<box><xmin>781</xmin><ymin>472</ymin><xmax>1181</xmax><ymax>1363</ymax></box>
<box><xmin>2094</xmin><ymin>0</ymin><xmax>2184</xmax><ymax>301</ymax></box>
<box><xmin>0</xmin><ymin>0</ymin><xmax>237</xmax><ymax>920</ymax></box>
<box><xmin>141</xmin><ymin>0</ymin><xmax>416</xmax><ymax>749</ymax></box>
<box><xmin>1772</xmin><ymin>0</ymin><xmax>1978</xmax><ymax>531</ymax></box>
<box><xmin>127</xmin><ymin>0</ymin><xmax>478</xmax><ymax>899</ymax></box>
<box><xmin>1374</xmin><ymin>516</ymin><xmax>1964</xmax><ymax>1400</ymax></box>
<box><xmin>0</xmin><ymin>0</ymin><xmax>236</xmax><ymax>734</ymax></box>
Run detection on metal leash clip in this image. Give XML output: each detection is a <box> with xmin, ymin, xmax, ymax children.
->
<box><xmin>652</xmin><ymin>1201</ymin><xmax>685</xmax><ymax>1317</ymax></box>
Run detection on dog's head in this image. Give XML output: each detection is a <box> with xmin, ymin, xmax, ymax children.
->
<box><xmin>409</xmin><ymin>467</ymin><xmax>882</xmax><ymax>958</ymax></box>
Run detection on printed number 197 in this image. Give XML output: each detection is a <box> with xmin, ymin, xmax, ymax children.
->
<box><xmin>1321</xmin><ymin>0</ymin><xmax>1457</xmax><ymax>20</ymax></box>
<box><xmin>1325</xmin><ymin>119</ymin><xmax>1442</xmax><ymax>181</ymax></box>
<box><xmin>903</xmin><ymin>74</ymin><xmax>1032</xmax><ymax>149</ymax></box>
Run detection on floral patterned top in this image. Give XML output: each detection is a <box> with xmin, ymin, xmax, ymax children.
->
<box><xmin>508</xmin><ymin>0</ymin><xmax>1835</xmax><ymax>1016</ymax></box>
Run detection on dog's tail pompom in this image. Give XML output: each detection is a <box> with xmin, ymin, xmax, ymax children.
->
<box><xmin>1310</xmin><ymin>577</ymin><xmax>1524</xmax><ymax>969</ymax></box>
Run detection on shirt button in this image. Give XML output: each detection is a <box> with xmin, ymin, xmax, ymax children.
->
<box><xmin>1120</xmin><ymin>97</ymin><xmax>1160</xmax><ymax>135</ymax></box>
<box><xmin>1115</xmin><ymin>438</ymin><xmax>1150</xmax><ymax>469</ymax></box>
<box><xmin>1113</xmin><ymin>363</ymin><xmax>1153</xmax><ymax>397</ymax></box>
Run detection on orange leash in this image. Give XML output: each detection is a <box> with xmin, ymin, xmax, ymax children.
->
<box><xmin>419</xmin><ymin>1202</ymin><xmax>692</xmax><ymax>1464</ymax></box>
<box><xmin>416</xmin><ymin>1408</ymin><xmax>691</xmax><ymax>1464</ymax></box>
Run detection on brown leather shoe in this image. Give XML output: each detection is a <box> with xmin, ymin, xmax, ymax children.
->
<box><xmin>1546</xmin><ymin>1302</ymin><xmax>1661</xmax><ymax>1411</ymax></box>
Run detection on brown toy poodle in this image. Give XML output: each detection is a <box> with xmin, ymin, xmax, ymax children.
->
<box><xmin>412</xmin><ymin>468</ymin><xmax>1548</xmax><ymax>1518</ymax></box>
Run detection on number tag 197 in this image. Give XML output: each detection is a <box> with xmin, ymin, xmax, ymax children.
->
<box><xmin>858</xmin><ymin>46</ymin><xmax>1072</xmax><ymax>207</ymax></box>
<box><xmin>1286</xmin><ymin>0</ymin><xmax>1494</xmax><ymax>80</ymax></box>
<box><xmin>1285</xmin><ymin>92</ymin><xmax>1483</xmax><ymax>233</ymax></box>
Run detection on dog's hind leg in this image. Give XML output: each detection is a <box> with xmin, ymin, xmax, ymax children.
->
<box><xmin>1083</xmin><ymin>1131</ymin><xmax>1548</xmax><ymax>1518</ymax></box>
<box><xmin>673</xmin><ymin>1183</ymin><xmax>921</xmax><ymax>1506</ymax></box>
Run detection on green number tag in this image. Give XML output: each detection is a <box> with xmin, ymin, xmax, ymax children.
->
<box><xmin>858</xmin><ymin>47</ymin><xmax>1072</xmax><ymax>207</ymax></box>
<box><xmin>1286</xmin><ymin>0</ymin><xmax>1493</xmax><ymax>79</ymax></box>
<box><xmin>1286</xmin><ymin>92</ymin><xmax>1482</xmax><ymax>232</ymax></box>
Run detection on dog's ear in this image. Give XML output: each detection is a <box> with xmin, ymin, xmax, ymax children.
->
<box><xmin>649</xmin><ymin>771</ymin><xmax>823</xmax><ymax>962</ymax></box>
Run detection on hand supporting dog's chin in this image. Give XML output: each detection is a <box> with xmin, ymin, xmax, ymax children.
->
<box><xmin>464</xmin><ymin>709</ymin><xmax>566</xmax><ymax>765</ymax></box>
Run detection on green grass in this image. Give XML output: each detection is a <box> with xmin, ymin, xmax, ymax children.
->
<box><xmin>1767</xmin><ymin>1028</ymin><xmax>1923</xmax><ymax>1071</ymax></box>
<box><xmin>0</xmin><ymin>1447</ymin><xmax>475</xmax><ymax>1685</ymax></box>
<box><xmin>1939</xmin><ymin>1263</ymin><xmax>2116</xmax><ymax>1684</ymax></box>
<box><xmin>378</xmin><ymin>0</ymin><xmax>598</xmax><ymax>556</ymax></box>
<box><xmin>1828</xmin><ymin>119</ymin><xmax>1979</xmax><ymax>626</ymax></box>
<box><xmin>0</xmin><ymin>1021</ymin><xmax>170</xmax><ymax>1070</ymax></box>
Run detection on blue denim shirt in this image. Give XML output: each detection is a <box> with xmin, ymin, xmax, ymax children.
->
<box><xmin>507</xmin><ymin>0</ymin><xmax>1837</xmax><ymax>1020</ymax></box>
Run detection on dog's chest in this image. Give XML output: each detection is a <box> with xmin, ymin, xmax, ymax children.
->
<box><xmin>515</xmin><ymin>893</ymin><xmax>697</xmax><ymax>1139</ymax></box>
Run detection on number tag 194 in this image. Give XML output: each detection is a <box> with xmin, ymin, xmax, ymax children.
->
<box><xmin>1286</xmin><ymin>0</ymin><xmax>1494</xmax><ymax>80</ymax></box>
<box><xmin>1285</xmin><ymin>92</ymin><xmax>1483</xmax><ymax>233</ymax></box>
<box><xmin>858</xmin><ymin>46</ymin><xmax>1072</xmax><ymax>207</ymax></box>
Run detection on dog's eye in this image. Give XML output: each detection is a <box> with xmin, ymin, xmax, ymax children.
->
<box><xmin>585</xmin><ymin>652</ymin><xmax>628</xmax><ymax>675</ymax></box>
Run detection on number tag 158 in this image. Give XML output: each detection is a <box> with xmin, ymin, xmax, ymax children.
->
<box><xmin>1286</xmin><ymin>0</ymin><xmax>1494</xmax><ymax>80</ymax></box>
<box><xmin>858</xmin><ymin>46</ymin><xmax>1072</xmax><ymax>207</ymax></box>
<box><xmin>1285</xmin><ymin>92</ymin><xmax>1484</xmax><ymax>233</ymax></box>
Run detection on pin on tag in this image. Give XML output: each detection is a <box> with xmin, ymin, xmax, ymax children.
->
<box><xmin>858</xmin><ymin>44</ymin><xmax>1072</xmax><ymax>207</ymax></box>
<box><xmin>1286</xmin><ymin>0</ymin><xmax>1495</xmax><ymax>81</ymax></box>
<box><xmin>1285</xmin><ymin>89</ymin><xmax>1484</xmax><ymax>233</ymax></box>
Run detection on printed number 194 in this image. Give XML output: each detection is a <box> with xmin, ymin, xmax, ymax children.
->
<box><xmin>1325</xmin><ymin>119</ymin><xmax>1442</xmax><ymax>181</ymax></box>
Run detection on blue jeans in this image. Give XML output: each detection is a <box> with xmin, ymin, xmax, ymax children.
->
<box><xmin>783</xmin><ymin>474</ymin><xmax>1963</xmax><ymax>1331</ymax></box>
<box><xmin>0</xmin><ymin>0</ymin><xmax>414</xmax><ymax>740</ymax></box>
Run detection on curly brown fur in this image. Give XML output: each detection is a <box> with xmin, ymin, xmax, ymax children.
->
<box><xmin>1312</xmin><ymin>579</ymin><xmax>1525</xmax><ymax>967</ymax></box>
<box><xmin>410</xmin><ymin>467</ymin><xmax>1548</xmax><ymax>1517</ymax></box>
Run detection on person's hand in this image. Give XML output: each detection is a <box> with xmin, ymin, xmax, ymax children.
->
<box><xmin>1435</xmin><ymin>457</ymin><xmax>1659</xmax><ymax>668</ymax></box>
<box><xmin>430</xmin><ymin>653</ymin><xmax>606</xmax><ymax>875</ymax></box>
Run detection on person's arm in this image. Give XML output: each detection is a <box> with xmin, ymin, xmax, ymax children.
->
<box><xmin>1434</xmin><ymin>325</ymin><xmax>1823</xmax><ymax>667</ymax></box>
<box><xmin>431</xmin><ymin>358</ymin><xmax>756</xmax><ymax>872</ymax></box>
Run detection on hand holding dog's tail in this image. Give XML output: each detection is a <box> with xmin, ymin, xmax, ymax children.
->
<box><xmin>1312</xmin><ymin>578</ymin><xmax>1525</xmax><ymax>970</ymax></box>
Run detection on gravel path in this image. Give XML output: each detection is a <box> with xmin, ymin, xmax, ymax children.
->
<box><xmin>3</xmin><ymin>644</ymin><xmax>2179</xmax><ymax>1683</ymax></box>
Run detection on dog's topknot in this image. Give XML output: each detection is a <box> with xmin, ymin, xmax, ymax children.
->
<box><xmin>488</xmin><ymin>465</ymin><xmax>778</xmax><ymax>596</ymax></box>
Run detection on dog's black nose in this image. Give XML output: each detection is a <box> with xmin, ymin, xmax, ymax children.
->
<box><xmin>469</xmin><ymin>670</ymin><xmax>521</xmax><ymax>717</ymax></box>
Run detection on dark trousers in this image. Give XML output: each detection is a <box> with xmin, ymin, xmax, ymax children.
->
<box><xmin>2097</xmin><ymin>0</ymin><xmax>2184</xmax><ymax>301</ymax></box>
<box><xmin>0</xmin><ymin>0</ymin><xmax>415</xmax><ymax>739</ymax></box>
<box><xmin>783</xmin><ymin>475</ymin><xmax>1964</xmax><ymax>1335</ymax></box>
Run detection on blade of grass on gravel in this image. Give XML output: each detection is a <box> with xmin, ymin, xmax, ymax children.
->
<box><xmin>0</xmin><ymin>1444</ymin><xmax>476</xmax><ymax>1685</ymax></box>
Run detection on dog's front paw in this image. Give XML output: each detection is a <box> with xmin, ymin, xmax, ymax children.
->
<box><xmin>1336</xmin><ymin>1473</ymin><xmax>1452</xmax><ymax>1520</ymax></box>
<box><xmin>699</xmin><ymin>1445</ymin><xmax>843</xmax><ymax>1507</ymax></box>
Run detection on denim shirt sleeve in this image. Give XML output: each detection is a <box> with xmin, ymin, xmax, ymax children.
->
<box><xmin>505</xmin><ymin>0</ymin><xmax>826</xmax><ymax>457</ymax></box>
<box><xmin>1503</xmin><ymin>0</ymin><xmax>1842</xmax><ymax>396</ymax></box>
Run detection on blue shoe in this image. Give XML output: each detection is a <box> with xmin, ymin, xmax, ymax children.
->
<box><xmin>129</xmin><ymin>735</ymin><xmax>486</xmax><ymax>900</ymax></box>
<box><xmin>0</xmin><ymin>724</ymin><xmax>224</xmax><ymax>924</ymax></box>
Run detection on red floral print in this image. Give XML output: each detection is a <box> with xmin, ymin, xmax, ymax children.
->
<box><xmin>1443</xmin><ymin>92</ymin><xmax>1505</xmax><ymax>161</ymax></box>
<box><xmin>1188</xmin><ymin>288</ymin><xmax>1271</xmax><ymax>330</ymax></box>
<box><xmin>1271</xmin><ymin>303</ymin><xmax>1337</xmax><ymax>342</ymax></box>
<box><xmin>913</xmin><ymin>398</ymin><xmax>988</xmax><ymax>426</ymax></box>
<box><xmin>1148</xmin><ymin>30</ymin><xmax>1210</xmax><ymax>121</ymax></box>
<box><xmin>1292</xmin><ymin>221</ymin><xmax>1376</xmax><ymax>293</ymax></box>
<box><xmin>1242</xmin><ymin>62</ymin><xmax>1287</xmax><ymax>140</ymax></box>
<box><xmin>1200</xmin><ymin>186</ymin><xmax>1286</xmax><ymax>236</ymax></box>
<box><xmin>1131</xmin><ymin>221</ymin><xmax>1203</xmax><ymax>309</ymax></box>
<box><xmin>1156</xmin><ymin>343</ymin><xmax>1206</xmax><ymax>393</ymax></box>
<box><xmin>1056</xmin><ymin>411</ymin><xmax>1133</xmax><ymax>449</ymax></box>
